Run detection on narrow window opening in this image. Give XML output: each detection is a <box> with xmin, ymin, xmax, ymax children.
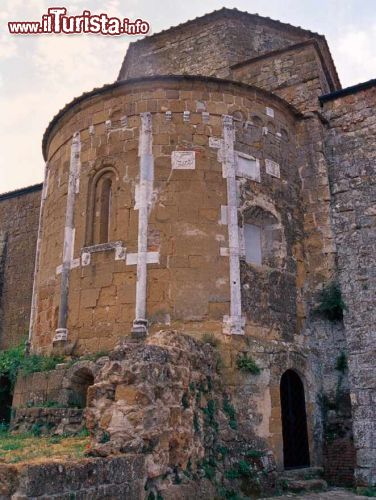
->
<box><xmin>99</xmin><ymin>178</ymin><xmax>112</xmax><ymax>244</ymax></box>
<box><xmin>90</xmin><ymin>170</ymin><xmax>116</xmax><ymax>246</ymax></box>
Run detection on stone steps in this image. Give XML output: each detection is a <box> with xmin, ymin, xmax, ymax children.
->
<box><xmin>278</xmin><ymin>467</ymin><xmax>327</xmax><ymax>494</ymax></box>
<box><xmin>281</xmin><ymin>467</ymin><xmax>324</xmax><ymax>480</ymax></box>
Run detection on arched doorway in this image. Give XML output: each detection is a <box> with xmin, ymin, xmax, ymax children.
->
<box><xmin>69</xmin><ymin>368</ymin><xmax>94</xmax><ymax>408</ymax></box>
<box><xmin>0</xmin><ymin>375</ymin><xmax>12</xmax><ymax>425</ymax></box>
<box><xmin>280</xmin><ymin>369</ymin><xmax>310</xmax><ymax>469</ymax></box>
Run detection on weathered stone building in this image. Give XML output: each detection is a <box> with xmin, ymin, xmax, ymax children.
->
<box><xmin>0</xmin><ymin>8</ymin><xmax>374</xmax><ymax>496</ymax></box>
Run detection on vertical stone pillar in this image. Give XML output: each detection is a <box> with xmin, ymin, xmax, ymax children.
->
<box><xmin>132</xmin><ymin>112</ymin><xmax>154</xmax><ymax>337</ymax></box>
<box><xmin>222</xmin><ymin>115</ymin><xmax>244</xmax><ymax>335</ymax></box>
<box><xmin>27</xmin><ymin>161</ymin><xmax>50</xmax><ymax>352</ymax></box>
<box><xmin>54</xmin><ymin>132</ymin><xmax>81</xmax><ymax>345</ymax></box>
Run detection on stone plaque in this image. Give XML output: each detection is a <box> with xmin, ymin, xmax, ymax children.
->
<box><xmin>236</xmin><ymin>153</ymin><xmax>260</xmax><ymax>182</ymax></box>
<box><xmin>209</xmin><ymin>137</ymin><xmax>222</xmax><ymax>149</ymax></box>
<box><xmin>265</xmin><ymin>159</ymin><xmax>280</xmax><ymax>178</ymax></box>
<box><xmin>171</xmin><ymin>151</ymin><xmax>195</xmax><ymax>169</ymax></box>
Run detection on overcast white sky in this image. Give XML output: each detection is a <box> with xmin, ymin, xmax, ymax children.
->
<box><xmin>0</xmin><ymin>0</ymin><xmax>375</xmax><ymax>193</ymax></box>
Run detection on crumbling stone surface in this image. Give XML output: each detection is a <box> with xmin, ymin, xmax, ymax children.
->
<box><xmin>85</xmin><ymin>331</ymin><xmax>277</xmax><ymax>498</ymax></box>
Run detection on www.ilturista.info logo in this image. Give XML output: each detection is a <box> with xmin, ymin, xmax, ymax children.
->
<box><xmin>8</xmin><ymin>7</ymin><xmax>150</xmax><ymax>35</ymax></box>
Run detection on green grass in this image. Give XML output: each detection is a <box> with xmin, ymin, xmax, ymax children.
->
<box><xmin>0</xmin><ymin>427</ymin><xmax>89</xmax><ymax>464</ymax></box>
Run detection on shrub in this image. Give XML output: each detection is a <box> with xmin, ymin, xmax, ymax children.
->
<box><xmin>237</xmin><ymin>460</ymin><xmax>255</xmax><ymax>477</ymax></box>
<box><xmin>357</xmin><ymin>487</ymin><xmax>376</xmax><ymax>498</ymax></box>
<box><xmin>76</xmin><ymin>426</ymin><xmax>90</xmax><ymax>438</ymax></box>
<box><xmin>223</xmin><ymin>395</ymin><xmax>237</xmax><ymax>430</ymax></box>
<box><xmin>181</xmin><ymin>392</ymin><xmax>189</xmax><ymax>409</ymax></box>
<box><xmin>202</xmin><ymin>333</ymin><xmax>219</xmax><ymax>348</ymax></box>
<box><xmin>99</xmin><ymin>431</ymin><xmax>110</xmax><ymax>443</ymax></box>
<box><xmin>245</xmin><ymin>449</ymin><xmax>265</xmax><ymax>459</ymax></box>
<box><xmin>236</xmin><ymin>354</ymin><xmax>261</xmax><ymax>375</ymax></box>
<box><xmin>0</xmin><ymin>341</ymin><xmax>64</xmax><ymax>389</ymax></box>
<box><xmin>203</xmin><ymin>400</ymin><xmax>218</xmax><ymax>430</ymax></box>
<box><xmin>225</xmin><ymin>468</ymin><xmax>240</xmax><ymax>480</ymax></box>
<box><xmin>193</xmin><ymin>412</ymin><xmax>200</xmax><ymax>433</ymax></box>
<box><xmin>335</xmin><ymin>352</ymin><xmax>348</xmax><ymax>372</ymax></box>
<box><xmin>27</xmin><ymin>400</ymin><xmax>60</xmax><ymax>408</ymax></box>
<box><xmin>31</xmin><ymin>422</ymin><xmax>43</xmax><ymax>437</ymax></box>
<box><xmin>0</xmin><ymin>422</ymin><xmax>9</xmax><ymax>433</ymax></box>
<box><xmin>202</xmin><ymin>461</ymin><xmax>216</xmax><ymax>480</ymax></box>
<box><xmin>314</xmin><ymin>282</ymin><xmax>347</xmax><ymax>321</ymax></box>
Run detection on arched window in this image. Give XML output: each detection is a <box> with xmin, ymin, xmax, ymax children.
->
<box><xmin>86</xmin><ymin>168</ymin><xmax>117</xmax><ymax>246</ymax></box>
<box><xmin>98</xmin><ymin>176</ymin><xmax>112</xmax><ymax>244</ymax></box>
<box><xmin>242</xmin><ymin>206</ymin><xmax>282</xmax><ymax>268</ymax></box>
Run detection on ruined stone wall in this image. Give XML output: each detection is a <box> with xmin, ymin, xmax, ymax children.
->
<box><xmin>11</xmin><ymin>407</ymin><xmax>84</xmax><ymax>435</ymax></box>
<box><xmin>0</xmin><ymin>455</ymin><xmax>145</xmax><ymax>499</ymax></box>
<box><xmin>322</xmin><ymin>84</ymin><xmax>376</xmax><ymax>486</ymax></box>
<box><xmin>119</xmin><ymin>12</ymin><xmax>315</xmax><ymax>81</ymax></box>
<box><xmin>0</xmin><ymin>185</ymin><xmax>42</xmax><ymax>349</ymax></box>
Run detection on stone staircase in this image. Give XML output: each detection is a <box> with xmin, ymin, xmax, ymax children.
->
<box><xmin>277</xmin><ymin>467</ymin><xmax>327</xmax><ymax>494</ymax></box>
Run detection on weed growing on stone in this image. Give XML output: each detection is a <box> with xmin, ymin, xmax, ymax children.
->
<box><xmin>236</xmin><ymin>354</ymin><xmax>261</xmax><ymax>375</ymax></box>
<box><xmin>335</xmin><ymin>352</ymin><xmax>348</xmax><ymax>372</ymax></box>
<box><xmin>181</xmin><ymin>391</ymin><xmax>190</xmax><ymax>409</ymax></box>
<box><xmin>99</xmin><ymin>431</ymin><xmax>110</xmax><ymax>443</ymax></box>
<box><xmin>223</xmin><ymin>395</ymin><xmax>237</xmax><ymax>430</ymax></box>
<box><xmin>356</xmin><ymin>486</ymin><xmax>376</xmax><ymax>497</ymax></box>
<box><xmin>202</xmin><ymin>333</ymin><xmax>219</xmax><ymax>348</ymax></box>
<box><xmin>26</xmin><ymin>400</ymin><xmax>61</xmax><ymax>408</ymax></box>
<box><xmin>202</xmin><ymin>460</ymin><xmax>216</xmax><ymax>480</ymax></box>
<box><xmin>193</xmin><ymin>412</ymin><xmax>200</xmax><ymax>433</ymax></box>
<box><xmin>244</xmin><ymin>449</ymin><xmax>265</xmax><ymax>458</ymax></box>
<box><xmin>314</xmin><ymin>281</ymin><xmax>347</xmax><ymax>321</ymax></box>
<box><xmin>203</xmin><ymin>399</ymin><xmax>218</xmax><ymax>431</ymax></box>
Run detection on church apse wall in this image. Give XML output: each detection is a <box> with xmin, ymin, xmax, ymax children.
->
<box><xmin>32</xmin><ymin>77</ymin><xmax>301</xmax><ymax>357</ymax></box>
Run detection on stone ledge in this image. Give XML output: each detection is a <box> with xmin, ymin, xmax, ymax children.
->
<box><xmin>0</xmin><ymin>455</ymin><xmax>145</xmax><ymax>499</ymax></box>
<box><xmin>11</xmin><ymin>408</ymin><xmax>85</xmax><ymax>436</ymax></box>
